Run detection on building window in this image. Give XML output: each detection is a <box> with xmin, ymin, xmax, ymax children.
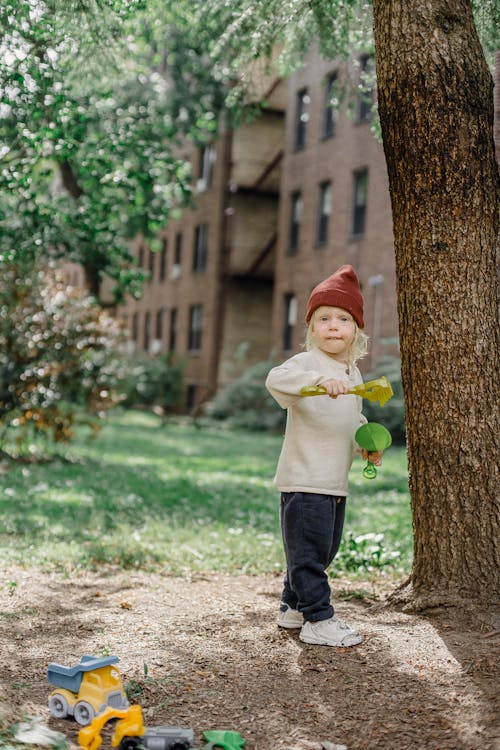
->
<box><xmin>288</xmin><ymin>191</ymin><xmax>302</xmax><ymax>255</ymax></box>
<box><xmin>317</xmin><ymin>181</ymin><xmax>332</xmax><ymax>246</ymax></box>
<box><xmin>159</xmin><ymin>238</ymin><xmax>167</xmax><ymax>281</ymax></box>
<box><xmin>283</xmin><ymin>293</ymin><xmax>297</xmax><ymax>351</ymax></box>
<box><xmin>155</xmin><ymin>307</ymin><xmax>164</xmax><ymax>341</ymax></box>
<box><xmin>174</xmin><ymin>234</ymin><xmax>182</xmax><ymax>264</ymax></box>
<box><xmin>197</xmin><ymin>143</ymin><xmax>216</xmax><ymax>191</ymax></box>
<box><xmin>171</xmin><ymin>233</ymin><xmax>182</xmax><ymax>279</ymax></box>
<box><xmin>352</xmin><ymin>169</ymin><xmax>368</xmax><ymax>236</ymax></box>
<box><xmin>193</xmin><ymin>223</ymin><xmax>208</xmax><ymax>272</ymax></box>
<box><xmin>186</xmin><ymin>384</ymin><xmax>196</xmax><ymax>411</ymax></box>
<box><xmin>188</xmin><ymin>305</ymin><xmax>203</xmax><ymax>352</ymax></box>
<box><xmin>132</xmin><ymin>312</ymin><xmax>139</xmax><ymax>342</ymax></box>
<box><xmin>322</xmin><ymin>72</ymin><xmax>338</xmax><ymax>139</ymax></box>
<box><xmin>148</xmin><ymin>246</ymin><xmax>155</xmax><ymax>282</ymax></box>
<box><xmin>356</xmin><ymin>55</ymin><xmax>375</xmax><ymax>123</ymax></box>
<box><xmin>144</xmin><ymin>311</ymin><xmax>151</xmax><ymax>352</ymax></box>
<box><xmin>294</xmin><ymin>88</ymin><xmax>309</xmax><ymax>151</ymax></box>
<box><xmin>169</xmin><ymin>308</ymin><xmax>178</xmax><ymax>352</ymax></box>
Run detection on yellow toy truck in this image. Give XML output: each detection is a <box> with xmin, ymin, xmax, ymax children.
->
<box><xmin>78</xmin><ymin>705</ymin><xmax>145</xmax><ymax>750</ymax></box>
<box><xmin>78</xmin><ymin>705</ymin><xmax>195</xmax><ymax>750</ymax></box>
<box><xmin>47</xmin><ymin>655</ymin><xmax>129</xmax><ymax>726</ymax></box>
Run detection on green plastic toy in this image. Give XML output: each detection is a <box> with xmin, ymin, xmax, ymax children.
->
<box><xmin>203</xmin><ymin>730</ymin><xmax>246</xmax><ymax>749</ymax></box>
<box><xmin>355</xmin><ymin>422</ymin><xmax>392</xmax><ymax>479</ymax></box>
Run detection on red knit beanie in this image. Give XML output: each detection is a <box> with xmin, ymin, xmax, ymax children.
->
<box><xmin>305</xmin><ymin>265</ymin><xmax>364</xmax><ymax>328</ymax></box>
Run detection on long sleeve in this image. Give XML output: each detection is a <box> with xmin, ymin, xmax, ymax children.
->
<box><xmin>265</xmin><ymin>355</ymin><xmax>335</xmax><ymax>408</ymax></box>
<box><xmin>266</xmin><ymin>349</ymin><xmax>367</xmax><ymax>496</ymax></box>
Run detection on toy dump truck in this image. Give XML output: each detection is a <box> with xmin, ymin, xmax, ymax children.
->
<box><xmin>77</xmin><ymin>705</ymin><xmax>195</xmax><ymax>750</ymax></box>
<box><xmin>47</xmin><ymin>655</ymin><xmax>129</xmax><ymax>726</ymax></box>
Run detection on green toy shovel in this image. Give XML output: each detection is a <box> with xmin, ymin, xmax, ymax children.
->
<box><xmin>355</xmin><ymin>422</ymin><xmax>392</xmax><ymax>479</ymax></box>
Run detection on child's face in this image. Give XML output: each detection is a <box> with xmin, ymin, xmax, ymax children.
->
<box><xmin>312</xmin><ymin>306</ymin><xmax>356</xmax><ymax>362</ymax></box>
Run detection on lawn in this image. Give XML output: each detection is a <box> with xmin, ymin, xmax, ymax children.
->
<box><xmin>0</xmin><ymin>410</ymin><xmax>412</xmax><ymax>578</ymax></box>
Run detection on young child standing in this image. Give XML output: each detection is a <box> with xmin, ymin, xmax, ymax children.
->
<box><xmin>265</xmin><ymin>265</ymin><xmax>382</xmax><ymax>647</ymax></box>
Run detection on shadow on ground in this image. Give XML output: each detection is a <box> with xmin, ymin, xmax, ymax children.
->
<box><xmin>0</xmin><ymin>567</ymin><xmax>498</xmax><ymax>750</ymax></box>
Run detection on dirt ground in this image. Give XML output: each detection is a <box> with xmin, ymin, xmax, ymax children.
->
<box><xmin>0</xmin><ymin>566</ymin><xmax>499</xmax><ymax>750</ymax></box>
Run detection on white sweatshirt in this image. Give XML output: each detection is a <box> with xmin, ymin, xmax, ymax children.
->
<box><xmin>265</xmin><ymin>348</ymin><xmax>367</xmax><ymax>496</ymax></box>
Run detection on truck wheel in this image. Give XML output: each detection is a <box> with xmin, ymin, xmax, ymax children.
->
<box><xmin>74</xmin><ymin>701</ymin><xmax>96</xmax><ymax>726</ymax></box>
<box><xmin>48</xmin><ymin>694</ymin><xmax>69</xmax><ymax>719</ymax></box>
<box><xmin>119</xmin><ymin>738</ymin><xmax>142</xmax><ymax>750</ymax></box>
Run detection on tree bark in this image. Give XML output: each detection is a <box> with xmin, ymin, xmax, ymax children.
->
<box><xmin>372</xmin><ymin>0</ymin><xmax>499</xmax><ymax>606</ymax></box>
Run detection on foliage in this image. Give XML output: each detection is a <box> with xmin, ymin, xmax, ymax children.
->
<box><xmin>156</xmin><ymin>0</ymin><xmax>498</xmax><ymax>136</ymax></box>
<box><xmin>0</xmin><ymin>0</ymin><xmax>193</xmax><ymax>300</ymax></box>
<box><xmin>0</xmin><ymin>260</ymin><xmax>124</xmax><ymax>453</ymax></box>
<box><xmin>334</xmin><ymin>531</ymin><xmax>402</xmax><ymax>575</ymax></box>
<box><xmin>119</xmin><ymin>353</ymin><xmax>184</xmax><ymax>413</ymax></box>
<box><xmin>207</xmin><ymin>357</ymin><xmax>286</xmax><ymax>431</ymax></box>
<box><xmin>362</xmin><ymin>352</ymin><xmax>406</xmax><ymax>445</ymax></box>
<box><xmin>0</xmin><ymin>409</ymin><xmax>411</xmax><ymax>575</ymax></box>
<box><xmin>1</xmin><ymin>0</ymin><xmax>496</xmax><ymax>301</ymax></box>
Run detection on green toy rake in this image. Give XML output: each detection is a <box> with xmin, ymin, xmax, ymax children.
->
<box><xmin>203</xmin><ymin>730</ymin><xmax>246</xmax><ymax>749</ymax></box>
<box><xmin>355</xmin><ymin>422</ymin><xmax>392</xmax><ymax>479</ymax></box>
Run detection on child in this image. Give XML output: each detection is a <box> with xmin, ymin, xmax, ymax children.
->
<box><xmin>265</xmin><ymin>265</ymin><xmax>382</xmax><ymax>647</ymax></box>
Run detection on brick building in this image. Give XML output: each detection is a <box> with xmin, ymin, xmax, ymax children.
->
<box><xmin>271</xmin><ymin>48</ymin><xmax>397</xmax><ymax>371</ymax></box>
<box><xmin>119</xmin><ymin>49</ymin><xmax>399</xmax><ymax>411</ymax></box>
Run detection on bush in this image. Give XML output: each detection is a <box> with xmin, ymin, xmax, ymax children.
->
<box><xmin>119</xmin><ymin>354</ymin><xmax>184</xmax><ymax>415</ymax></box>
<box><xmin>333</xmin><ymin>532</ymin><xmax>402</xmax><ymax>575</ymax></box>
<box><xmin>208</xmin><ymin>358</ymin><xmax>285</xmax><ymax>431</ymax></box>
<box><xmin>0</xmin><ymin>260</ymin><xmax>125</xmax><ymax>452</ymax></box>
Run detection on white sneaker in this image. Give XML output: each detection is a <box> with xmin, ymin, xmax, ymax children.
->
<box><xmin>300</xmin><ymin>616</ymin><xmax>363</xmax><ymax>647</ymax></box>
<box><xmin>277</xmin><ymin>603</ymin><xmax>304</xmax><ymax>629</ymax></box>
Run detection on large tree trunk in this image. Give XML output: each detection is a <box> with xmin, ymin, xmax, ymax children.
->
<box><xmin>372</xmin><ymin>0</ymin><xmax>499</xmax><ymax>607</ymax></box>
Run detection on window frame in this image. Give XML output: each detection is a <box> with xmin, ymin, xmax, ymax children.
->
<box><xmin>168</xmin><ymin>307</ymin><xmax>178</xmax><ymax>352</ymax></box>
<box><xmin>155</xmin><ymin>307</ymin><xmax>164</xmax><ymax>342</ymax></box>
<box><xmin>351</xmin><ymin>169</ymin><xmax>369</xmax><ymax>237</ymax></box>
<box><xmin>193</xmin><ymin>223</ymin><xmax>208</xmax><ymax>272</ymax></box>
<box><xmin>144</xmin><ymin>310</ymin><xmax>151</xmax><ymax>352</ymax></box>
<box><xmin>159</xmin><ymin>238</ymin><xmax>167</xmax><ymax>281</ymax></box>
<box><xmin>282</xmin><ymin>293</ymin><xmax>297</xmax><ymax>352</ymax></box>
<box><xmin>132</xmin><ymin>312</ymin><xmax>139</xmax><ymax>343</ymax></box>
<box><xmin>322</xmin><ymin>72</ymin><xmax>338</xmax><ymax>139</ymax></box>
<box><xmin>288</xmin><ymin>191</ymin><xmax>302</xmax><ymax>256</ymax></box>
<box><xmin>356</xmin><ymin>55</ymin><xmax>375</xmax><ymax>124</ymax></box>
<box><xmin>316</xmin><ymin>180</ymin><xmax>332</xmax><ymax>246</ymax></box>
<box><xmin>188</xmin><ymin>304</ymin><xmax>203</xmax><ymax>353</ymax></box>
<box><xmin>294</xmin><ymin>87</ymin><xmax>310</xmax><ymax>151</ymax></box>
<box><xmin>197</xmin><ymin>143</ymin><xmax>216</xmax><ymax>191</ymax></box>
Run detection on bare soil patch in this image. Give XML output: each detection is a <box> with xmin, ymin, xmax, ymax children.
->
<box><xmin>1</xmin><ymin>566</ymin><xmax>498</xmax><ymax>750</ymax></box>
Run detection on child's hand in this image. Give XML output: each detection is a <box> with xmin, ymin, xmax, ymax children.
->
<box><xmin>362</xmin><ymin>450</ymin><xmax>383</xmax><ymax>466</ymax></box>
<box><xmin>321</xmin><ymin>378</ymin><xmax>351</xmax><ymax>398</ymax></box>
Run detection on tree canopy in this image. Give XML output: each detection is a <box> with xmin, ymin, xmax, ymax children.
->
<box><xmin>1</xmin><ymin>1</ymin><xmax>191</xmax><ymax>299</ymax></box>
<box><xmin>1</xmin><ymin>1</ymin><xmax>497</xmax><ymax>299</ymax></box>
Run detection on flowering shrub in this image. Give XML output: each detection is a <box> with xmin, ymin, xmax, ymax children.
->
<box><xmin>0</xmin><ymin>261</ymin><xmax>125</xmax><ymax>451</ymax></box>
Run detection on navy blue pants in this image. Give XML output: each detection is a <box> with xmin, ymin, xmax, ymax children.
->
<box><xmin>280</xmin><ymin>491</ymin><xmax>346</xmax><ymax>622</ymax></box>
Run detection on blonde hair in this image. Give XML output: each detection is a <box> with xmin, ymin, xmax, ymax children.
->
<box><xmin>305</xmin><ymin>317</ymin><xmax>369</xmax><ymax>366</ymax></box>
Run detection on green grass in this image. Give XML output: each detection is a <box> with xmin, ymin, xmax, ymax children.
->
<box><xmin>0</xmin><ymin>410</ymin><xmax>412</xmax><ymax>577</ymax></box>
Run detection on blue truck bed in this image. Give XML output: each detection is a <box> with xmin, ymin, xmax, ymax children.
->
<box><xmin>47</xmin><ymin>655</ymin><xmax>121</xmax><ymax>693</ymax></box>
